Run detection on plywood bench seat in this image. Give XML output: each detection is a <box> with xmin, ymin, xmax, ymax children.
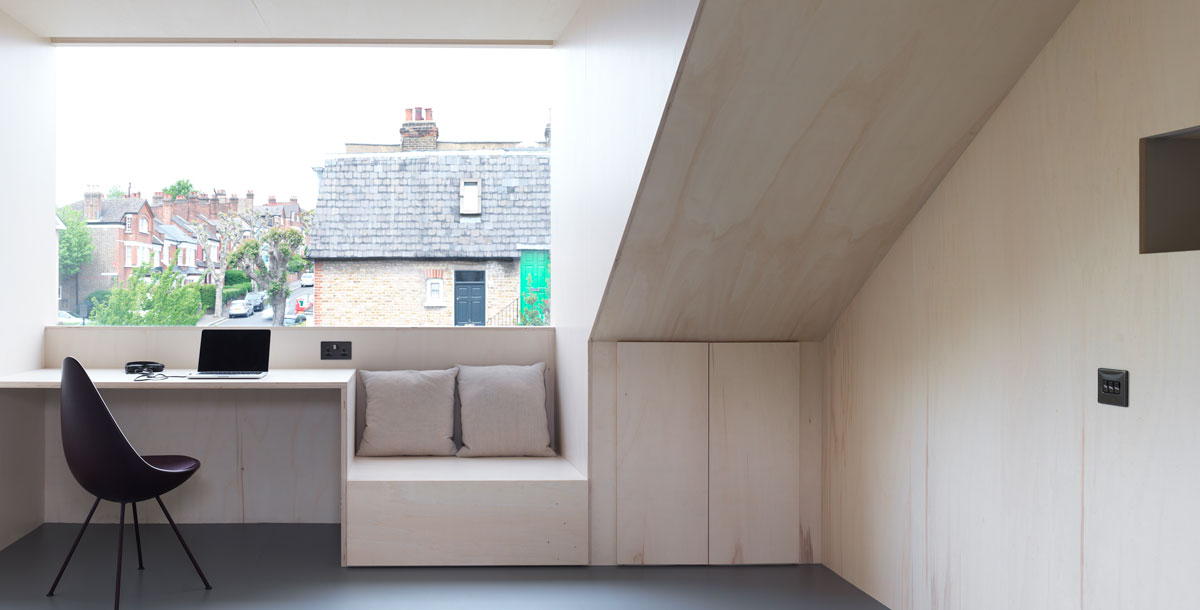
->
<box><xmin>348</xmin><ymin>456</ymin><xmax>585</xmax><ymax>482</ymax></box>
<box><xmin>344</xmin><ymin>456</ymin><xmax>588</xmax><ymax>566</ymax></box>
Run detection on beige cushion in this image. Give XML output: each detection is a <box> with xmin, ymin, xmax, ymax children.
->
<box><xmin>457</xmin><ymin>363</ymin><xmax>555</xmax><ymax>457</ymax></box>
<box><xmin>357</xmin><ymin>368</ymin><xmax>458</xmax><ymax>457</ymax></box>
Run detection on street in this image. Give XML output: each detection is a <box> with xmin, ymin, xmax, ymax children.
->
<box><xmin>216</xmin><ymin>280</ymin><xmax>313</xmax><ymax>327</ymax></box>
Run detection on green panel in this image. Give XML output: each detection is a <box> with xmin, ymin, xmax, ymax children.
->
<box><xmin>519</xmin><ymin>250</ymin><xmax>550</xmax><ymax>326</ymax></box>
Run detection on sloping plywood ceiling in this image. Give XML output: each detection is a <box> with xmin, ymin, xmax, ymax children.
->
<box><xmin>0</xmin><ymin>0</ymin><xmax>579</xmax><ymax>42</ymax></box>
<box><xmin>592</xmin><ymin>0</ymin><xmax>1078</xmax><ymax>342</ymax></box>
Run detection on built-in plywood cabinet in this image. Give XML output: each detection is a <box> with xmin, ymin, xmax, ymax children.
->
<box><xmin>709</xmin><ymin>343</ymin><xmax>801</xmax><ymax>564</ymax></box>
<box><xmin>614</xmin><ymin>341</ymin><xmax>804</xmax><ymax>565</ymax></box>
<box><xmin>615</xmin><ymin>342</ymin><xmax>709</xmax><ymax>565</ymax></box>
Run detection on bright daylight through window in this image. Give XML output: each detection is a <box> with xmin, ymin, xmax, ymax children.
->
<box><xmin>55</xmin><ymin>46</ymin><xmax>553</xmax><ymax>328</ymax></box>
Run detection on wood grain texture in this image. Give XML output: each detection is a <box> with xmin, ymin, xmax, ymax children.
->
<box><xmin>615</xmin><ymin>342</ymin><xmax>709</xmax><ymax>565</ymax></box>
<box><xmin>41</xmin><ymin>388</ymin><xmax>344</xmax><ymax>525</ymax></box>
<box><xmin>821</xmin><ymin>0</ymin><xmax>1200</xmax><ymax>607</ymax></box>
<box><xmin>0</xmin><ymin>391</ymin><xmax>43</xmax><ymax>549</ymax></box>
<box><xmin>588</xmin><ymin>341</ymin><xmax>619</xmax><ymax>565</ymax></box>
<box><xmin>592</xmin><ymin>0</ymin><xmax>1077</xmax><ymax>342</ymax></box>
<box><xmin>708</xmin><ymin>343</ymin><xmax>800</xmax><ymax>565</ymax></box>
<box><xmin>345</xmin><ymin>479</ymin><xmax>587</xmax><ymax>566</ymax></box>
<box><xmin>797</xmin><ymin>342</ymin><xmax>822</xmax><ymax>564</ymax></box>
<box><xmin>551</xmin><ymin>0</ymin><xmax>700</xmax><ymax>477</ymax></box>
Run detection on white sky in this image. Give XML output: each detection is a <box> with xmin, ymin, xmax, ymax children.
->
<box><xmin>56</xmin><ymin>45</ymin><xmax>555</xmax><ymax>209</ymax></box>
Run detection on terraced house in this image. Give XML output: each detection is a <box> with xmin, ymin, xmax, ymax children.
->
<box><xmin>308</xmin><ymin>109</ymin><xmax>551</xmax><ymax>327</ymax></box>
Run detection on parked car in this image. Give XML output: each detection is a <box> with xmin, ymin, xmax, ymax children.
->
<box><xmin>245</xmin><ymin>291</ymin><xmax>266</xmax><ymax>312</ymax></box>
<box><xmin>57</xmin><ymin>310</ymin><xmax>85</xmax><ymax>325</ymax></box>
<box><xmin>283</xmin><ymin>313</ymin><xmax>307</xmax><ymax>327</ymax></box>
<box><xmin>227</xmin><ymin>300</ymin><xmax>250</xmax><ymax>318</ymax></box>
<box><xmin>300</xmin><ymin>272</ymin><xmax>314</xmax><ymax>287</ymax></box>
<box><xmin>260</xmin><ymin>305</ymin><xmax>273</xmax><ymax>319</ymax></box>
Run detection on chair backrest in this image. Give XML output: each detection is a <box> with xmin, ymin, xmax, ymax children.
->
<box><xmin>60</xmin><ymin>357</ymin><xmax>149</xmax><ymax>501</ymax></box>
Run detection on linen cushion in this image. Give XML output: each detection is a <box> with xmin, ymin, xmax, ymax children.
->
<box><xmin>357</xmin><ymin>368</ymin><xmax>458</xmax><ymax>457</ymax></box>
<box><xmin>456</xmin><ymin>363</ymin><xmax>555</xmax><ymax>457</ymax></box>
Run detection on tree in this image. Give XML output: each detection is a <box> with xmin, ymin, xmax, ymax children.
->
<box><xmin>210</xmin><ymin>213</ymin><xmax>246</xmax><ymax>317</ymax></box>
<box><xmin>57</xmin><ymin>207</ymin><xmax>94</xmax><ymax>315</ymax></box>
<box><xmin>106</xmin><ymin>185</ymin><xmax>127</xmax><ymax>199</ymax></box>
<box><xmin>89</xmin><ymin>260</ymin><xmax>202</xmax><ymax>326</ymax></box>
<box><xmin>228</xmin><ymin>226</ymin><xmax>305</xmax><ymax>326</ymax></box>
<box><xmin>162</xmin><ymin>179</ymin><xmax>194</xmax><ymax>198</ymax></box>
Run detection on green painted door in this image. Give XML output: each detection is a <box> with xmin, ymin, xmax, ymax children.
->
<box><xmin>519</xmin><ymin>250</ymin><xmax>550</xmax><ymax>326</ymax></box>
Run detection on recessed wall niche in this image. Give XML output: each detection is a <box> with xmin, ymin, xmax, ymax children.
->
<box><xmin>1140</xmin><ymin>126</ymin><xmax>1200</xmax><ymax>254</ymax></box>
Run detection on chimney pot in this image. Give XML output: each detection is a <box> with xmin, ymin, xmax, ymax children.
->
<box><xmin>425</xmin><ymin>108</ymin><xmax>433</xmax><ymax>121</ymax></box>
<box><xmin>405</xmin><ymin>108</ymin><xmax>413</xmax><ymax>121</ymax></box>
<box><xmin>415</xmin><ymin>107</ymin><xmax>424</xmax><ymax>121</ymax></box>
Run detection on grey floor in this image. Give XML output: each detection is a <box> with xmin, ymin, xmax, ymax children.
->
<box><xmin>0</xmin><ymin>524</ymin><xmax>886</xmax><ymax>609</ymax></box>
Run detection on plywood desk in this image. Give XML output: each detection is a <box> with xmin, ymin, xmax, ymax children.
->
<box><xmin>0</xmin><ymin>368</ymin><xmax>356</xmax><ymax>563</ymax></box>
<box><xmin>0</xmin><ymin>368</ymin><xmax>355</xmax><ymax>390</ymax></box>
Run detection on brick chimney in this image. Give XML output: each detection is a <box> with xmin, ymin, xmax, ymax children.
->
<box><xmin>268</xmin><ymin>195</ymin><xmax>278</xmax><ymax>205</ymax></box>
<box><xmin>400</xmin><ymin>106</ymin><xmax>438</xmax><ymax>152</ymax></box>
<box><xmin>83</xmin><ymin>187</ymin><xmax>102</xmax><ymax>221</ymax></box>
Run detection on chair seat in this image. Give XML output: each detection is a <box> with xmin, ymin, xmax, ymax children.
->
<box><xmin>142</xmin><ymin>455</ymin><xmax>200</xmax><ymax>474</ymax></box>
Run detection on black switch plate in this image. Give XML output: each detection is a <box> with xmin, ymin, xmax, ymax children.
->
<box><xmin>321</xmin><ymin>341</ymin><xmax>352</xmax><ymax>360</ymax></box>
<box><xmin>1097</xmin><ymin>368</ymin><xmax>1128</xmax><ymax>407</ymax></box>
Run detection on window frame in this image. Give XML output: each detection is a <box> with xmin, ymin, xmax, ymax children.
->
<box><xmin>425</xmin><ymin>278</ymin><xmax>445</xmax><ymax>307</ymax></box>
<box><xmin>459</xmin><ymin>178</ymin><xmax>482</xmax><ymax>215</ymax></box>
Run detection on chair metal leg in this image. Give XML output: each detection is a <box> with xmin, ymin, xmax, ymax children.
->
<box><xmin>131</xmin><ymin>503</ymin><xmax>144</xmax><ymax>570</ymax></box>
<box><xmin>114</xmin><ymin>503</ymin><xmax>125</xmax><ymax>610</ymax></box>
<box><xmin>47</xmin><ymin>496</ymin><xmax>102</xmax><ymax>597</ymax></box>
<box><xmin>155</xmin><ymin>496</ymin><xmax>212</xmax><ymax>590</ymax></box>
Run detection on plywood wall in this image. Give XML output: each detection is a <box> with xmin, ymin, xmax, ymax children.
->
<box><xmin>0</xmin><ymin>10</ymin><xmax>54</xmax><ymax>550</ymax></box>
<box><xmin>592</xmin><ymin>0</ymin><xmax>1077</xmax><ymax>343</ymax></box>
<box><xmin>550</xmin><ymin>0</ymin><xmax>699</xmax><ymax>474</ymax></box>
<box><xmin>0</xmin><ymin>10</ymin><xmax>55</xmax><ymax>375</ymax></box>
<box><xmin>822</xmin><ymin>0</ymin><xmax>1200</xmax><ymax>607</ymax></box>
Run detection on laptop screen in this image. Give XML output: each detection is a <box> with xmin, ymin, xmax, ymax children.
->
<box><xmin>197</xmin><ymin>329</ymin><xmax>271</xmax><ymax>373</ymax></box>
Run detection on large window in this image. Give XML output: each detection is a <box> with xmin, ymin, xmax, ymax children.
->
<box><xmin>55</xmin><ymin>46</ymin><xmax>553</xmax><ymax>328</ymax></box>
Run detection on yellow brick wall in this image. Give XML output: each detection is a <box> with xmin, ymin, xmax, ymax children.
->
<box><xmin>313</xmin><ymin>259</ymin><xmax>520</xmax><ymax>327</ymax></box>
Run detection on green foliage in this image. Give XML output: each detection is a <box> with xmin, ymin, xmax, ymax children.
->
<box><xmin>287</xmin><ymin>254</ymin><xmax>311</xmax><ymax>274</ymax></box>
<box><xmin>519</xmin><ymin>292</ymin><xmax>549</xmax><ymax>326</ymax></box>
<box><xmin>89</xmin><ymin>262</ymin><xmax>202</xmax><ymax>326</ymax></box>
<box><xmin>162</xmin><ymin>179</ymin><xmax>194</xmax><ymax>198</ymax></box>
<box><xmin>198</xmin><ymin>284</ymin><xmax>216</xmax><ymax>311</ymax></box>
<box><xmin>106</xmin><ymin>185</ymin><xmax>127</xmax><ymax>199</ymax></box>
<box><xmin>224</xmin><ymin>269</ymin><xmax>248</xmax><ymax>285</ymax></box>
<box><xmin>85</xmin><ymin>290</ymin><xmax>111</xmax><ymax>312</ymax></box>
<box><xmin>222</xmin><ymin>282</ymin><xmax>252</xmax><ymax>303</ymax></box>
<box><xmin>57</xmin><ymin>207</ymin><xmax>94</xmax><ymax>278</ymax></box>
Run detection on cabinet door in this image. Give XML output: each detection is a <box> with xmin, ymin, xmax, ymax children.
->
<box><xmin>709</xmin><ymin>343</ymin><xmax>801</xmax><ymax>564</ymax></box>
<box><xmin>616</xmin><ymin>342</ymin><xmax>709</xmax><ymax>565</ymax></box>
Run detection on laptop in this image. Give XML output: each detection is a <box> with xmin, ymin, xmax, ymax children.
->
<box><xmin>188</xmin><ymin>329</ymin><xmax>271</xmax><ymax>379</ymax></box>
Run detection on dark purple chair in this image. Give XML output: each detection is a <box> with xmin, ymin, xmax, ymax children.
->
<box><xmin>47</xmin><ymin>357</ymin><xmax>211</xmax><ymax>609</ymax></box>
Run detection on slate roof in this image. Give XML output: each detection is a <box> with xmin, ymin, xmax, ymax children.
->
<box><xmin>308</xmin><ymin>149</ymin><xmax>550</xmax><ymax>259</ymax></box>
<box><xmin>66</xmin><ymin>197</ymin><xmax>147</xmax><ymax>223</ymax></box>
<box><xmin>155</xmin><ymin>220</ymin><xmax>197</xmax><ymax>244</ymax></box>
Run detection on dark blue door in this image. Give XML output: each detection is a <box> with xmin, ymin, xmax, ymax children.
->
<box><xmin>454</xmin><ymin>270</ymin><xmax>486</xmax><ymax>326</ymax></box>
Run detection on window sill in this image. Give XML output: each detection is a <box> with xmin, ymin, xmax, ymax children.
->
<box><xmin>424</xmin><ymin>302</ymin><xmax>446</xmax><ymax>308</ymax></box>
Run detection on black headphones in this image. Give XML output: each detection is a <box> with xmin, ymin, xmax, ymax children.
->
<box><xmin>125</xmin><ymin>361</ymin><xmax>165</xmax><ymax>375</ymax></box>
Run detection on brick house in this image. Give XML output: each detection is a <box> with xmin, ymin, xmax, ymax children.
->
<box><xmin>59</xmin><ymin>188</ymin><xmax>302</xmax><ymax>315</ymax></box>
<box><xmin>308</xmin><ymin>108</ymin><xmax>550</xmax><ymax>327</ymax></box>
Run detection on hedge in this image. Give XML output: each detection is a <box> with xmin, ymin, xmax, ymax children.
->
<box><xmin>225</xmin><ymin>269</ymin><xmax>248</xmax><ymax>285</ymax></box>
<box><xmin>197</xmin><ymin>284</ymin><xmax>216</xmax><ymax>311</ymax></box>
<box><xmin>222</xmin><ymin>282</ymin><xmax>253</xmax><ymax>303</ymax></box>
